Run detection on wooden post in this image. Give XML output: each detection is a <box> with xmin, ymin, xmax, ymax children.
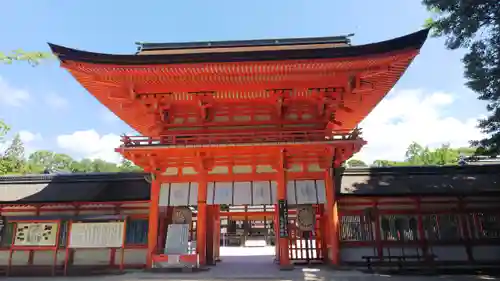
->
<box><xmin>277</xmin><ymin>149</ymin><xmax>291</xmax><ymax>269</ymax></box>
<box><xmin>214</xmin><ymin>205</ymin><xmax>221</xmax><ymax>262</ymax></box>
<box><xmin>321</xmin><ymin>205</ymin><xmax>330</xmax><ymax>262</ymax></box>
<box><xmin>146</xmin><ymin>175</ymin><xmax>160</xmax><ymax>269</ymax></box>
<box><xmin>197</xmin><ymin>171</ymin><xmax>208</xmax><ymax>266</ymax></box>
<box><xmin>274</xmin><ymin>204</ymin><xmax>280</xmax><ymax>263</ymax></box>
<box><xmin>416</xmin><ymin>198</ymin><xmax>427</xmax><ymax>260</ymax></box>
<box><xmin>206</xmin><ymin>205</ymin><xmax>215</xmax><ymax>265</ymax></box>
<box><xmin>374</xmin><ymin>201</ymin><xmax>383</xmax><ymax>258</ymax></box>
<box><xmin>324</xmin><ymin>167</ymin><xmax>339</xmax><ymax>265</ymax></box>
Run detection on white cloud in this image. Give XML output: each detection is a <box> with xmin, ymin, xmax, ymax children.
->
<box><xmin>56</xmin><ymin>130</ymin><xmax>122</xmax><ymax>163</ymax></box>
<box><xmin>0</xmin><ymin>76</ymin><xmax>30</xmax><ymax>107</ymax></box>
<box><xmin>353</xmin><ymin>89</ymin><xmax>485</xmax><ymax>164</ymax></box>
<box><xmin>18</xmin><ymin>130</ymin><xmax>42</xmax><ymax>143</ymax></box>
<box><xmin>44</xmin><ymin>93</ymin><xmax>68</xmax><ymax>109</ymax></box>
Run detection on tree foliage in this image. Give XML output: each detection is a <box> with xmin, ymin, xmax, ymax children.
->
<box><xmin>422</xmin><ymin>0</ymin><xmax>500</xmax><ymax>155</ymax></box>
<box><xmin>346</xmin><ymin>159</ymin><xmax>368</xmax><ymax>168</ymax></box>
<box><xmin>2</xmin><ymin>134</ymin><xmax>26</xmax><ymax>173</ymax></box>
<box><xmin>0</xmin><ymin>120</ymin><xmax>9</xmax><ymax>144</ymax></box>
<box><xmin>370</xmin><ymin>142</ymin><xmax>476</xmax><ymax>167</ymax></box>
<box><xmin>0</xmin><ymin>50</ymin><xmax>54</xmax><ymax>66</ymax></box>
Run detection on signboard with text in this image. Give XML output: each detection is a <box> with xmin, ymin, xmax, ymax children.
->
<box><xmin>278</xmin><ymin>199</ymin><xmax>289</xmax><ymax>238</ymax></box>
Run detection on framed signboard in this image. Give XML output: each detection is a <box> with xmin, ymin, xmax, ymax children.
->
<box><xmin>69</xmin><ymin>222</ymin><xmax>125</xmax><ymax>248</ymax></box>
<box><xmin>14</xmin><ymin>222</ymin><xmax>59</xmax><ymax>247</ymax></box>
<box><xmin>278</xmin><ymin>199</ymin><xmax>289</xmax><ymax>238</ymax></box>
<box><xmin>0</xmin><ymin>216</ymin><xmax>6</xmax><ymax>244</ymax></box>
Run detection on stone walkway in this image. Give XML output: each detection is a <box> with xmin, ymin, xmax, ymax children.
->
<box><xmin>2</xmin><ymin>247</ymin><xmax>496</xmax><ymax>280</ymax></box>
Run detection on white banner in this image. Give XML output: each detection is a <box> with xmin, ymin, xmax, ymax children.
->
<box><xmin>14</xmin><ymin>222</ymin><xmax>59</xmax><ymax>247</ymax></box>
<box><xmin>69</xmin><ymin>222</ymin><xmax>125</xmax><ymax>248</ymax></box>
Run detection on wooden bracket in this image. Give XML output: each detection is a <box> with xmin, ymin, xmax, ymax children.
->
<box><xmin>319</xmin><ymin>147</ymin><xmax>334</xmax><ymax>170</ymax></box>
<box><xmin>268</xmin><ymin>89</ymin><xmax>292</xmax><ymax>118</ymax></box>
<box><xmin>195</xmin><ymin>93</ymin><xmax>215</xmax><ymax>122</ymax></box>
<box><xmin>195</xmin><ymin>152</ymin><xmax>214</xmax><ymax>173</ymax></box>
<box><xmin>271</xmin><ymin>149</ymin><xmax>288</xmax><ymax>171</ymax></box>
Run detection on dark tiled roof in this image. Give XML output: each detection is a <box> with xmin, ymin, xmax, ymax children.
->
<box><xmin>338</xmin><ymin>164</ymin><xmax>500</xmax><ymax>195</ymax></box>
<box><xmin>2</xmin><ymin>163</ymin><xmax>499</xmax><ymax>204</ymax></box>
<box><xmin>0</xmin><ymin>172</ymin><xmax>150</xmax><ymax>203</ymax></box>
<box><xmin>48</xmin><ymin>29</ymin><xmax>430</xmax><ymax>65</ymax></box>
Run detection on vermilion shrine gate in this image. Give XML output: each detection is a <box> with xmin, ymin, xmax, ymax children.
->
<box><xmin>47</xmin><ymin>29</ymin><xmax>429</xmax><ymax>269</ymax></box>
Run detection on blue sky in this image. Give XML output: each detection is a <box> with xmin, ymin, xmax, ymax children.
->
<box><xmin>0</xmin><ymin>0</ymin><xmax>486</xmax><ymax>163</ymax></box>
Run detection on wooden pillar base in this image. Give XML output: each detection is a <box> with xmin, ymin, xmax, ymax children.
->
<box><xmin>279</xmin><ymin>264</ymin><xmax>295</xmax><ymax>271</ymax></box>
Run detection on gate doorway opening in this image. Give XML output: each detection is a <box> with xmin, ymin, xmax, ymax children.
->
<box><xmin>216</xmin><ymin>204</ymin><xmax>326</xmax><ymax>266</ymax></box>
<box><xmin>220</xmin><ymin>206</ymin><xmax>276</xmax><ymax>248</ymax></box>
<box><xmin>218</xmin><ymin>206</ymin><xmax>277</xmax><ymax>272</ymax></box>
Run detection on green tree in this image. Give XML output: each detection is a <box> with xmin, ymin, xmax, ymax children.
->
<box><xmin>405</xmin><ymin>142</ymin><xmax>425</xmax><ymax>165</ymax></box>
<box><xmin>2</xmin><ymin>134</ymin><xmax>26</xmax><ymax>174</ymax></box>
<box><xmin>91</xmin><ymin>159</ymin><xmax>120</xmax><ymax>173</ymax></box>
<box><xmin>0</xmin><ymin>120</ymin><xmax>9</xmax><ymax>144</ymax></box>
<box><xmin>70</xmin><ymin>158</ymin><xmax>94</xmax><ymax>173</ymax></box>
<box><xmin>346</xmin><ymin>159</ymin><xmax>368</xmax><ymax>168</ymax></box>
<box><xmin>0</xmin><ymin>120</ymin><xmax>11</xmax><ymax>174</ymax></box>
<box><xmin>0</xmin><ymin>50</ymin><xmax>54</xmax><ymax>66</ymax></box>
<box><xmin>372</xmin><ymin>160</ymin><xmax>391</xmax><ymax>167</ymax></box>
<box><xmin>372</xmin><ymin>142</ymin><xmax>475</xmax><ymax>167</ymax></box>
<box><xmin>119</xmin><ymin>158</ymin><xmax>143</xmax><ymax>172</ymax></box>
<box><xmin>27</xmin><ymin>151</ymin><xmax>74</xmax><ymax>173</ymax></box>
<box><xmin>422</xmin><ymin>0</ymin><xmax>500</xmax><ymax>155</ymax></box>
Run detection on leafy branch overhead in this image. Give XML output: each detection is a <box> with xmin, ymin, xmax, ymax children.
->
<box><xmin>422</xmin><ymin>0</ymin><xmax>500</xmax><ymax>155</ymax></box>
<box><xmin>0</xmin><ymin>50</ymin><xmax>54</xmax><ymax>66</ymax></box>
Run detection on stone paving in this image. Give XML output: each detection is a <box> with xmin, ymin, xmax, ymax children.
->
<box><xmin>2</xmin><ymin>247</ymin><xmax>496</xmax><ymax>281</ymax></box>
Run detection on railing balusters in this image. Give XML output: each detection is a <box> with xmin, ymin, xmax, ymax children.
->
<box><xmin>121</xmin><ymin>129</ymin><xmax>361</xmax><ymax>147</ymax></box>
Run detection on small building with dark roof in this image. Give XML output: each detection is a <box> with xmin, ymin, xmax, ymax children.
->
<box><xmin>0</xmin><ymin>164</ymin><xmax>499</xmax><ymax>273</ymax></box>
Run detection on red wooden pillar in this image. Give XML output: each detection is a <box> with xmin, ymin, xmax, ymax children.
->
<box><xmin>373</xmin><ymin>201</ymin><xmax>383</xmax><ymax>258</ymax></box>
<box><xmin>416</xmin><ymin>198</ymin><xmax>427</xmax><ymax>260</ymax></box>
<box><xmin>274</xmin><ymin>205</ymin><xmax>280</xmax><ymax>262</ymax></box>
<box><xmin>324</xmin><ymin>167</ymin><xmax>339</xmax><ymax>265</ymax></box>
<box><xmin>277</xmin><ymin>149</ymin><xmax>291</xmax><ymax>268</ymax></box>
<box><xmin>214</xmin><ymin>206</ymin><xmax>221</xmax><ymax>262</ymax></box>
<box><xmin>458</xmin><ymin>198</ymin><xmax>474</xmax><ymax>262</ymax></box>
<box><xmin>206</xmin><ymin>205</ymin><xmax>215</xmax><ymax>265</ymax></box>
<box><xmin>321</xmin><ymin>205</ymin><xmax>330</xmax><ymax>262</ymax></box>
<box><xmin>197</xmin><ymin>172</ymin><xmax>208</xmax><ymax>266</ymax></box>
<box><xmin>146</xmin><ymin>175</ymin><xmax>161</xmax><ymax>269</ymax></box>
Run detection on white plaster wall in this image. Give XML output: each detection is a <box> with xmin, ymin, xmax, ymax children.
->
<box><xmin>430</xmin><ymin>246</ymin><xmax>468</xmax><ymax>261</ymax></box>
<box><xmin>114</xmin><ymin>249</ymin><xmax>147</xmax><ymax>265</ymax></box>
<box><xmin>32</xmin><ymin>250</ymin><xmax>67</xmax><ymax>265</ymax></box>
<box><xmin>473</xmin><ymin>246</ymin><xmax>500</xmax><ymax>261</ymax></box>
<box><xmin>73</xmin><ymin>249</ymin><xmax>109</xmax><ymax>265</ymax></box>
<box><xmin>340</xmin><ymin>247</ymin><xmax>376</xmax><ymax>262</ymax></box>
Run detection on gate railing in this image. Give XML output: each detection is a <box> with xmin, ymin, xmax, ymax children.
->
<box><xmin>120</xmin><ymin>129</ymin><xmax>362</xmax><ymax>147</ymax></box>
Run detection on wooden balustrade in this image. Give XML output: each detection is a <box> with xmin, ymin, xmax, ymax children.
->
<box><xmin>120</xmin><ymin>129</ymin><xmax>361</xmax><ymax>147</ymax></box>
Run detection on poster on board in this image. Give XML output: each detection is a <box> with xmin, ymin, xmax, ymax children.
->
<box><xmin>14</xmin><ymin>222</ymin><xmax>59</xmax><ymax>247</ymax></box>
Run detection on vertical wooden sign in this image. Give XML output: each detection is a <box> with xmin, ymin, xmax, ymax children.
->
<box><xmin>278</xmin><ymin>199</ymin><xmax>289</xmax><ymax>238</ymax></box>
